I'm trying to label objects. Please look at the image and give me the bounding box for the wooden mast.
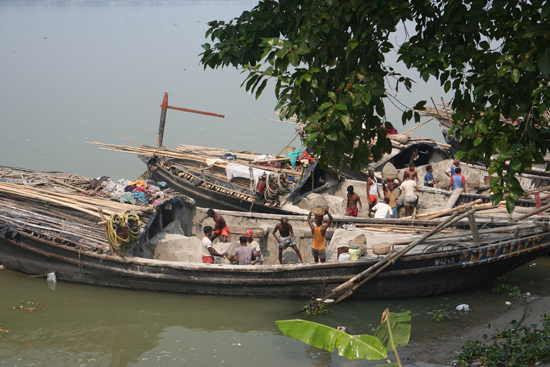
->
[157,92,226,148]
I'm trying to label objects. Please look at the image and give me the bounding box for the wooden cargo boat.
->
[88,139,338,214]
[1,165,549,300]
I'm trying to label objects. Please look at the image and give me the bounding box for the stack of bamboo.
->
[87,138,304,178]
[0,180,156,253]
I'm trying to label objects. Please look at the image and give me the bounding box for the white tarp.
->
[226,163,269,181]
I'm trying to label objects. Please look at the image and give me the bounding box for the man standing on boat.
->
[201,226,227,264]
[383,179,400,218]
[245,229,263,265]
[228,236,256,265]
[345,185,362,216]
[399,172,423,217]
[308,208,333,263]
[199,208,230,243]
[404,164,419,184]
[423,165,440,187]
[450,167,467,193]
[273,217,303,264]
[366,170,379,210]
[445,160,461,178]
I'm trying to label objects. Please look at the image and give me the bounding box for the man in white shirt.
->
[366,170,379,210]
[370,197,393,218]
[399,172,423,216]
[244,229,264,265]
[201,226,227,264]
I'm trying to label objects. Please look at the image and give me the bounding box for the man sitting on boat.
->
[199,209,230,243]
[273,217,304,264]
[245,229,263,265]
[201,226,227,264]
[228,236,257,265]
[345,185,362,217]
[307,208,333,263]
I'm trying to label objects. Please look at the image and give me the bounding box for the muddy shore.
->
[399,296,550,366]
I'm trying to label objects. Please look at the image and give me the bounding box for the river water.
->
[1,1,549,366]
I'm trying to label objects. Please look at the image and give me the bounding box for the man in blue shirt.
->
[423,165,440,187]
[450,167,467,193]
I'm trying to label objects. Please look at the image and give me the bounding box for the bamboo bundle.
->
[87,139,305,178]
[0,181,153,219]
[401,199,484,220]
[0,196,110,251]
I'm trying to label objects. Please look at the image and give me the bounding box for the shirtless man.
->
[199,208,230,243]
[272,217,303,264]
[345,185,362,216]
[404,164,419,184]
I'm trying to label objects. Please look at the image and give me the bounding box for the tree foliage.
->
[200,0,550,210]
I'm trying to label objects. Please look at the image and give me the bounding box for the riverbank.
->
[401,295,550,366]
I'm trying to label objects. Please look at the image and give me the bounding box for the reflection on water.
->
[1,258,549,366]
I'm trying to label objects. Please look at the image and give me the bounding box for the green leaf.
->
[505,197,516,214]
[509,159,522,172]
[497,65,511,77]
[319,102,333,111]
[276,319,387,360]
[335,103,348,111]
[373,309,411,351]
[511,68,520,83]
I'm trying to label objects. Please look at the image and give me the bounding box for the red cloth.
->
[346,207,358,216]
[302,150,315,162]
[368,194,378,206]
[215,226,230,238]
[202,255,214,264]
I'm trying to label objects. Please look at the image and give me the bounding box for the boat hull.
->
[142,156,292,215]
[2,230,548,299]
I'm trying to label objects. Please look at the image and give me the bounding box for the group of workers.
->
[346,161,466,218]
[198,161,466,265]
[199,207,333,265]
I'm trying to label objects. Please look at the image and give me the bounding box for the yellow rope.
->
[107,211,143,253]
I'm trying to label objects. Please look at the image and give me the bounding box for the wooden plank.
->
[443,188,463,210]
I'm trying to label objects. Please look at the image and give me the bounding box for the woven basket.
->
[311,208,326,216]
[372,243,391,255]
[348,234,366,247]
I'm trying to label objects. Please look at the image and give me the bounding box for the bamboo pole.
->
[511,202,550,222]
[401,199,483,220]
[319,211,464,303]
[332,208,479,303]
[401,117,435,134]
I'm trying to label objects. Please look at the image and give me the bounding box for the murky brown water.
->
[2,257,549,366]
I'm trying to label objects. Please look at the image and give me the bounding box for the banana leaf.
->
[276,319,387,360]
[374,309,411,352]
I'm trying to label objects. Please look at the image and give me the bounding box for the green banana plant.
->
[374,309,412,366]
[275,308,410,366]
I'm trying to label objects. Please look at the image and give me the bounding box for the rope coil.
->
[107,211,143,253]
